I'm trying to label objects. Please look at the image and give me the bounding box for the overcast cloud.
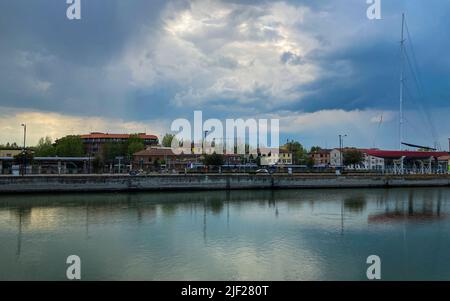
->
[0,0,449,149]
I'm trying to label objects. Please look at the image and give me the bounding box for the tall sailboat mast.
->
[399,13,405,150]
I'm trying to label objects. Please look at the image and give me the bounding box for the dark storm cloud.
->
[0,0,449,148]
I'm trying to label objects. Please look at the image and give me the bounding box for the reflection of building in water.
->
[369,192,446,223]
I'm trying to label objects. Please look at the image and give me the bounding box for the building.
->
[332,148,448,173]
[0,148,22,174]
[80,132,158,158]
[330,148,343,167]
[0,148,22,158]
[310,149,332,167]
[330,148,384,170]
[133,146,245,171]
[278,149,293,165]
[259,148,293,166]
[365,149,449,174]
[438,155,450,173]
[361,151,385,170]
[133,147,199,171]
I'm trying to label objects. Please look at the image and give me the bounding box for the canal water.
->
[0,187,449,280]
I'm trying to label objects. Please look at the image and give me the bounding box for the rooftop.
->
[80,132,158,140]
[363,149,449,159]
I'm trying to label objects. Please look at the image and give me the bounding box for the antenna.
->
[399,13,405,150]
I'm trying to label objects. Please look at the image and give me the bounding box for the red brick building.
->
[310,149,332,167]
[81,132,158,157]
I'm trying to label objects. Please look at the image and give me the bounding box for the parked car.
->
[256,168,269,174]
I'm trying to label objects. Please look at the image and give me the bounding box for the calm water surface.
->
[1,188,449,280]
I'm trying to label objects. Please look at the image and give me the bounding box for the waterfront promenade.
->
[1,173,449,193]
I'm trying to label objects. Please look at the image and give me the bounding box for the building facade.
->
[310,149,331,167]
[259,148,293,166]
[0,148,21,158]
[133,147,199,171]
[330,148,384,170]
[81,132,158,158]
[330,148,342,167]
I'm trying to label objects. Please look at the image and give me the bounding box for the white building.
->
[330,148,384,171]
[330,149,342,167]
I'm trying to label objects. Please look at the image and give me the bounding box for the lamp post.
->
[338,134,347,169]
[203,130,209,153]
[21,123,26,175]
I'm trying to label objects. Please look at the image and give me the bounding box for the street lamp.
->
[21,123,26,175]
[338,134,347,169]
[203,130,209,153]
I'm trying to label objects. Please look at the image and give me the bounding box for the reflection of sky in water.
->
[0,188,449,280]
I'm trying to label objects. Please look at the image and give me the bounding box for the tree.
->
[203,153,224,167]
[35,136,56,157]
[256,155,261,167]
[343,149,364,166]
[128,141,145,157]
[161,133,175,147]
[0,142,19,149]
[310,146,322,153]
[127,134,145,157]
[92,155,103,173]
[55,135,84,157]
[284,140,308,165]
[14,150,34,174]
[103,142,125,162]
[14,150,34,164]
[306,157,315,168]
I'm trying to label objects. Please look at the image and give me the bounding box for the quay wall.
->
[0,174,449,193]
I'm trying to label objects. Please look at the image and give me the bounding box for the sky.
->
[0,0,449,150]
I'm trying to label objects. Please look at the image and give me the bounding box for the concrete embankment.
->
[0,174,449,193]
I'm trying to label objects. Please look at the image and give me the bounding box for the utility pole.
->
[21,123,26,176]
[399,13,405,150]
[339,134,347,169]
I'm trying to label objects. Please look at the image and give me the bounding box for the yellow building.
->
[0,149,21,157]
[259,148,293,166]
[278,149,293,165]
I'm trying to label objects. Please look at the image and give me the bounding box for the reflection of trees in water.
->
[206,198,224,215]
[344,196,367,214]
[160,203,177,216]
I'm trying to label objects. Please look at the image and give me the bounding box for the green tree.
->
[103,142,125,162]
[161,133,175,147]
[127,134,145,157]
[14,150,34,175]
[343,149,364,166]
[128,141,145,157]
[55,135,84,157]
[203,153,224,167]
[310,146,322,153]
[306,156,315,168]
[35,136,56,157]
[0,142,19,149]
[92,155,103,173]
[256,155,261,166]
[284,140,308,165]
